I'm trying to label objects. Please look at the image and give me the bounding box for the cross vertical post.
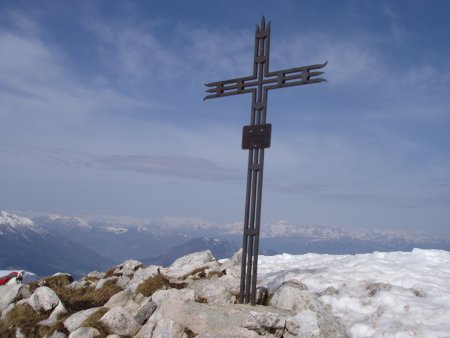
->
[204,17,326,305]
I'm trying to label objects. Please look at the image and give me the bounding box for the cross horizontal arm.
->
[264,62,327,90]
[203,62,327,100]
[203,75,256,101]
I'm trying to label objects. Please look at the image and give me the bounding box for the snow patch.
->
[258,249,450,337]
[99,226,128,235]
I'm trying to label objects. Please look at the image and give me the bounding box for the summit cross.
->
[204,16,327,305]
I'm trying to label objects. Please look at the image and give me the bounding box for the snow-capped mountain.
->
[4,210,450,278]
[32,214,188,262]
[30,212,450,257]
[0,211,45,235]
[0,212,113,278]
[204,220,450,254]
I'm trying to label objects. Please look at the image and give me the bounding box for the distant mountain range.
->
[2,210,450,277]
[0,212,113,278]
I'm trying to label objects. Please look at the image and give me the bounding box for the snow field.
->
[258,249,450,338]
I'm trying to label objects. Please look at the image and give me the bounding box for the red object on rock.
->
[0,271,21,285]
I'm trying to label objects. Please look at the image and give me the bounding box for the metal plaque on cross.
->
[204,16,327,305]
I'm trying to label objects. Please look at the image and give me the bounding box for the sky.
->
[0,0,449,235]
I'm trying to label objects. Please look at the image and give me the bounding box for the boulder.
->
[64,307,101,333]
[112,259,144,277]
[166,250,222,280]
[136,316,188,338]
[1,302,15,320]
[221,249,242,278]
[27,286,60,311]
[48,331,67,338]
[241,310,288,337]
[39,301,67,326]
[86,271,106,280]
[142,286,299,337]
[127,265,161,293]
[116,275,130,289]
[99,306,141,336]
[103,288,154,324]
[0,284,23,311]
[95,276,118,290]
[269,280,349,338]
[190,275,240,304]
[104,289,133,308]
[151,288,196,307]
[133,297,157,325]
[67,280,90,290]
[68,327,100,338]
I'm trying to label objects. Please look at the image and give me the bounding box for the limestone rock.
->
[39,301,67,326]
[190,275,240,304]
[145,286,299,337]
[166,250,221,279]
[151,288,196,307]
[113,259,144,277]
[27,286,60,311]
[1,302,15,320]
[68,327,100,338]
[48,332,67,338]
[136,316,188,338]
[67,280,90,290]
[99,306,141,336]
[95,276,118,290]
[127,265,161,293]
[103,288,154,324]
[133,297,157,325]
[0,284,23,311]
[104,289,133,308]
[241,310,288,337]
[116,275,130,289]
[221,249,242,278]
[64,307,101,333]
[270,280,349,338]
[86,271,105,280]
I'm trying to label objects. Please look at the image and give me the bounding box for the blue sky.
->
[1,0,449,235]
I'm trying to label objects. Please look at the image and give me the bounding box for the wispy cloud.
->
[1,144,242,183]
[94,154,241,182]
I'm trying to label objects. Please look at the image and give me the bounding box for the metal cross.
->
[204,16,326,305]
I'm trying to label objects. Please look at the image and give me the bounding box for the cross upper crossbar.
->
[203,16,326,305]
[204,17,326,102]
[204,62,326,100]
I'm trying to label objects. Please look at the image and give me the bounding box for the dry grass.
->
[38,314,70,338]
[44,274,74,288]
[184,327,197,337]
[28,277,122,313]
[182,267,207,280]
[27,274,73,295]
[136,275,171,297]
[182,267,224,280]
[0,303,50,337]
[81,307,109,338]
[0,274,123,337]
[56,280,122,313]
[195,296,208,304]
[104,266,118,278]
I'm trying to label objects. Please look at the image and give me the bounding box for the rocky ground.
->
[0,250,348,338]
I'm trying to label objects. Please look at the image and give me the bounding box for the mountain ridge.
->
[0,212,113,278]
